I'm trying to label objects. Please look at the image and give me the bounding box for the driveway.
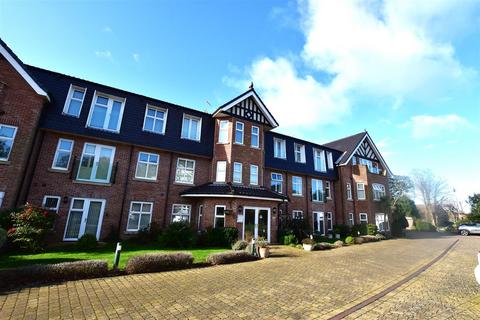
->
[0,233,479,319]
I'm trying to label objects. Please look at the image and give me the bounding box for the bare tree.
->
[412,169,452,227]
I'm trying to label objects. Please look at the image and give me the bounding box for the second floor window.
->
[218,120,229,143]
[250,165,258,185]
[143,105,167,134]
[216,161,227,182]
[271,173,283,193]
[251,126,259,148]
[346,183,353,200]
[87,93,125,132]
[373,183,386,200]
[274,138,286,159]
[314,149,326,172]
[357,183,366,200]
[181,114,201,141]
[294,143,305,163]
[77,143,115,183]
[312,179,323,202]
[63,85,86,117]
[0,124,17,161]
[325,181,331,199]
[52,138,74,170]
[292,176,302,196]
[233,162,242,183]
[235,122,244,144]
[135,152,159,180]
[175,158,195,184]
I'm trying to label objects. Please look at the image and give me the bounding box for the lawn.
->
[0,243,230,270]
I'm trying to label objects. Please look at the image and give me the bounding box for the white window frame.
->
[171,204,191,222]
[250,164,258,185]
[311,178,324,202]
[175,158,196,184]
[181,114,202,141]
[327,212,333,231]
[294,143,306,163]
[314,211,325,235]
[292,210,303,219]
[218,120,229,144]
[214,205,226,228]
[76,143,116,183]
[348,212,354,226]
[360,213,368,224]
[63,198,106,241]
[235,121,244,144]
[216,161,227,183]
[292,176,303,196]
[86,91,126,133]
[51,138,74,171]
[346,183,353,200]
[375,213,389,232]
[135,151,159,180]
[271,173,283,193]
[233,162,242,183]
[62,84,86,117]
[325,181,331,199]
[251,126,260,148]
[142,104,168,135]
[313,148,326,172]
[42,195,61,213]
[327,151,334,169]
[0,124,18,161]
[274,138,286,159]
[357,183,366,200]
[372,183,386,201]
[126,201,153,232]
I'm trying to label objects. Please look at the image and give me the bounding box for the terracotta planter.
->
[259,247,270,258]
[303,244,313,251]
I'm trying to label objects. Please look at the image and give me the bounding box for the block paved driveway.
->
[1,232,479,319]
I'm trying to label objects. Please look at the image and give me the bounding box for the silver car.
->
[458,223,480,236]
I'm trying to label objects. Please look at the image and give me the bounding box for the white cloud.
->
[409,114,469,139]
[132,53,140,62]
[95,50,113,61]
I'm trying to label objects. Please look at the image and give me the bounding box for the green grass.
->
[0,243,229,270]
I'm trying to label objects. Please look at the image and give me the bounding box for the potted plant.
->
[256,238,269,258]
[302,238,315,251]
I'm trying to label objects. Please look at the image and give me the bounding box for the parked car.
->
[458,223,480,236]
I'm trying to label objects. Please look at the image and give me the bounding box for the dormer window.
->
[87,92,125,132]
[143,105,167,134]
[181,114,201,141]
[63,85,86,117]
[313,148,326,172]
[294,143,305,163]
[327,151,334,169]
[274,138,286,159]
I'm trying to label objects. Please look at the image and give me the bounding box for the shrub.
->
[232,240,248,251]
[367,224,378,235]
[133,222,162,244]
[76,234,98,250]
[282,233,297,246]
[414,220,436,232]
[8,203,57,252]
[0,260,108,289]
[351,223,368,236]
[315,242,333,250]
[333,224,350,238]
[279,218,310,244]
[0,228,6,249]
[302,238,315,245]
[206,251,257,265]
[104,224,120,243]
[354,237,364,244]
[345,236,354,245]
[333,240,344,248]
[201,227,238,247]
[312,234,330,243]
[125,253,193,274]
[158,222,196,248]
[295,244,303,249]
[223,227,239,245]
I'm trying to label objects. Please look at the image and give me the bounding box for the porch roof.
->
[180,183,289,202]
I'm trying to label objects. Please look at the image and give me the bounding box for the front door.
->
[64,198,106,241]
[313,211,325,235]
[243,207,271,242]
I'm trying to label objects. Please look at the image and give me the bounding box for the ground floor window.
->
[64,198,106,240]
[43,196,61,213]
[313,212,325,235]
[348,212,354,226]
[292,210,303,219]
[214,205,226,228]
[375,213,389,232]
[172,204,191,222]
[359,213,368,223]
[0,191,5,208]
[127,201,153,232]
[327,212,333,231]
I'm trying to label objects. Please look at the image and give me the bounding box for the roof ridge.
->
[324,131,366,146]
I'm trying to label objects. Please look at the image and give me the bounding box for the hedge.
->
[125,253,194,274]
[206,251,257,265]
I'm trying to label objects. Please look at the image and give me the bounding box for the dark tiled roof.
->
[324,132,366,165]
[180,183,289,201]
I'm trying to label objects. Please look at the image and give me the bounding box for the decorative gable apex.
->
[355,139,378,161]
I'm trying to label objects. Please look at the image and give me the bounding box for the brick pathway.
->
[0,233,479,319]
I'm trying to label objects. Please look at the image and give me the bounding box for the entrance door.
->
[313,211,325,235]
[243,207,271,242]
[64,198,106,241]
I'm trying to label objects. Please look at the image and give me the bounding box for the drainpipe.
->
[18,129,45,206]
[117,144,134,236]
[162,152,174,228]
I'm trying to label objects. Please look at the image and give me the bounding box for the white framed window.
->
[314,148,326,172]
[43,196,61,213]
[52,138,74,170]
[327,151,334,169]
[292,176,303,196]
[327,212,333,231]
[175,158,195,184]
[235,121,244,144]
[313,212,325,235]
[214,205,226,228]
[143,105,167,134]
[77,143,116,183]
[127,201,153,232]
[292,210,303,219]
[0,191,4,208]
[250,165,258,185]
[172,204,191,222]
[63,85,86,117]
[233,162,242,183]
[294,143,305,163]
[311,179,324,202]
[373,183,386,201]
[348,213,354,226]
[360,213,368,224]
[181,114,202,141]
[357,183,366,200]
[375,213,389,232]
[271,173,282,193]
[346,183,353,200]
[274,138,286,159]
[251,126,259,148]
[218,120,229,143]
[135,152,159,180]
[216,161,227,182]
[0,124,17,161]
[325,181,331,199]
[86,91,125,132]
[64,198,106,241]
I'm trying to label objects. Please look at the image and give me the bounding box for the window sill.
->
[133,177,158,183]
[216,142,230,145]
[180,137,201,143]
[251,146,261,149]
[173,182,195,186]
[61,112,81,118]
[142,129,165,135]
[48,168,70,174]
[85,126,120,134]
[0,160,11,165]
[233,142,244,146]
[292,194,304,198]
[73,180,112,187]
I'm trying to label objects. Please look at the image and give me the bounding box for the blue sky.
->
[1,0,479,209]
